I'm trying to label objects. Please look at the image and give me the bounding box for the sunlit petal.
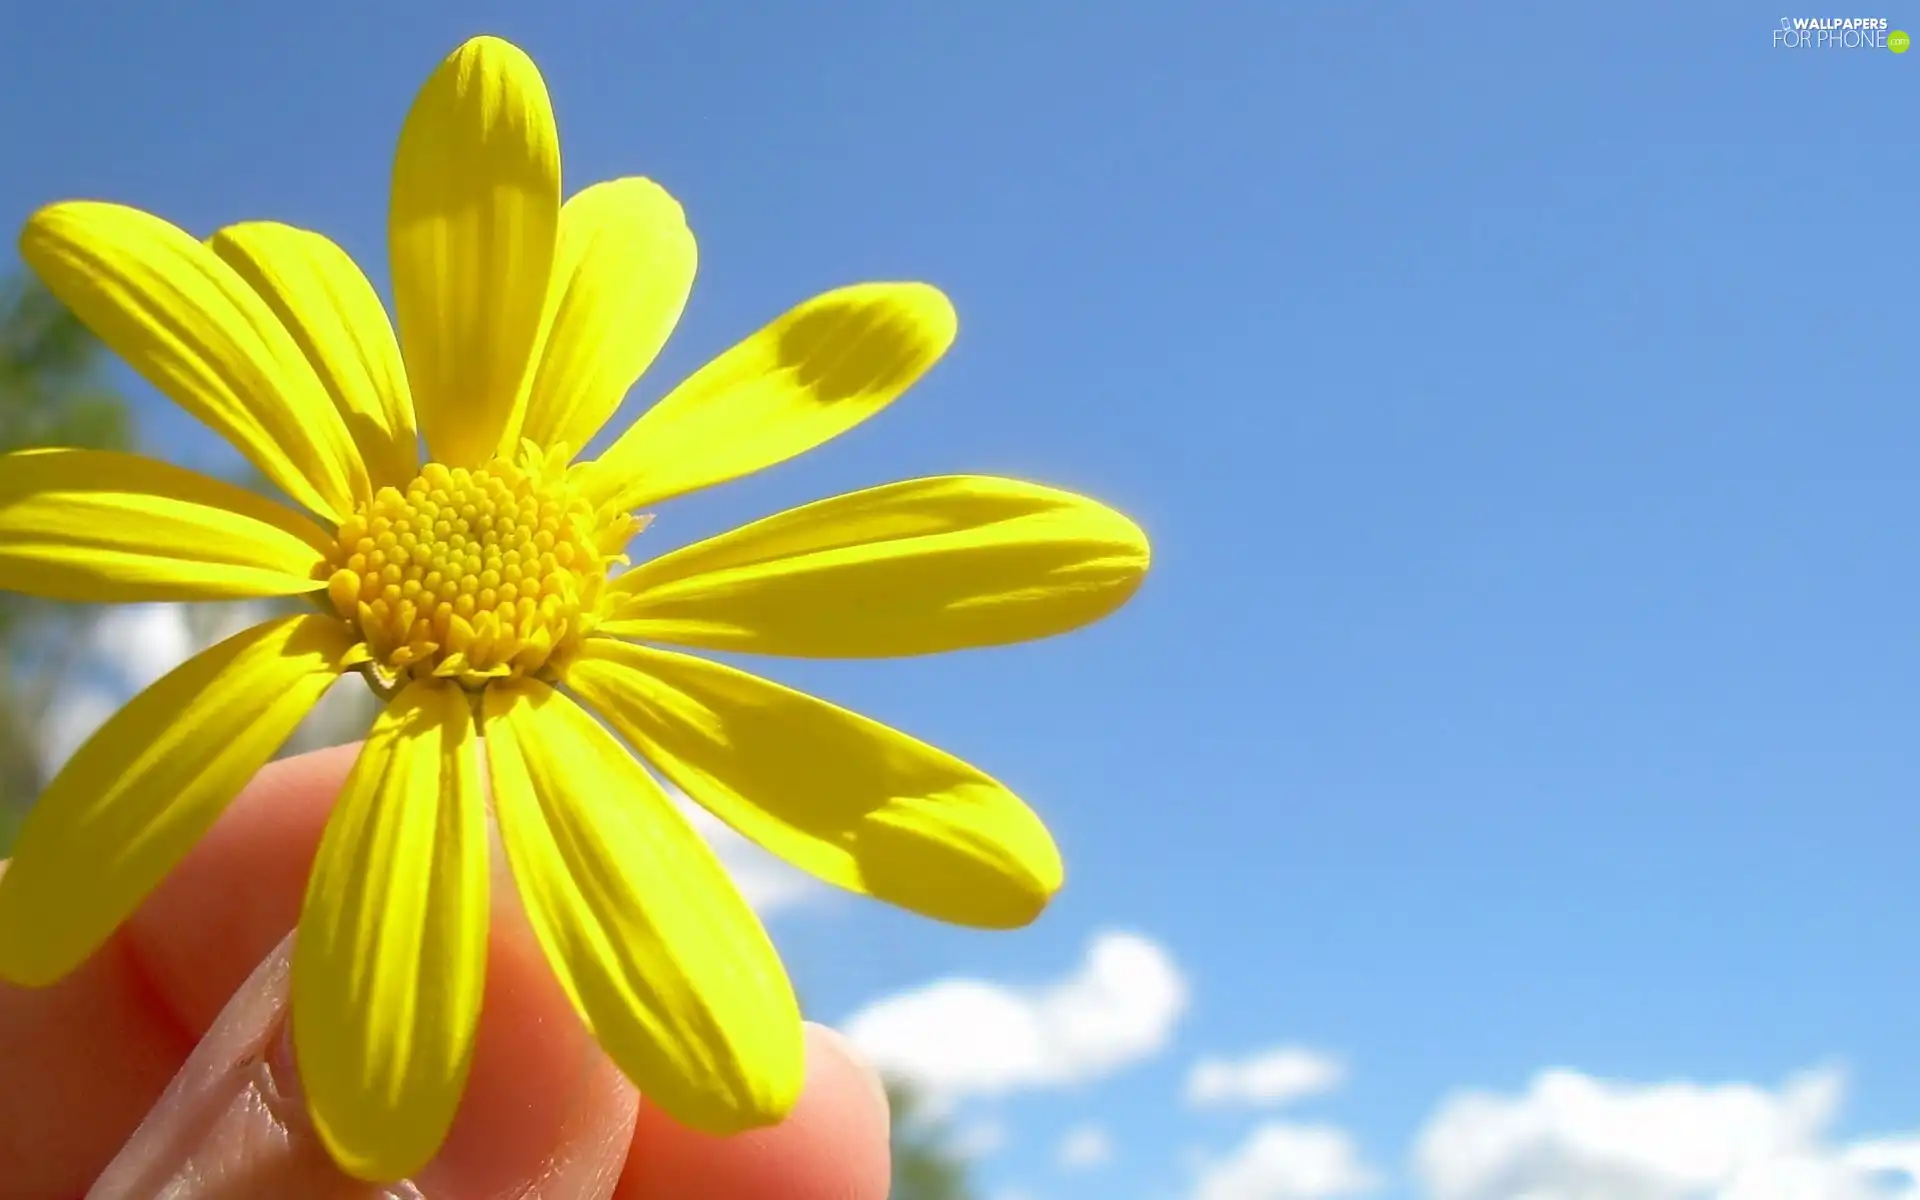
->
[0,448,330,601]
[293,680,487,1182]
[20,201,367,521]
[518,178,696,456]
[485,681,802,1133]
[210,222,419,490]
[581,282,954,511]
[0,615,352,985]
[564,640,1061,929]
[390,35,560,467]
[600,475,1149,656]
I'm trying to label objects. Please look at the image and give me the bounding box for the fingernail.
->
[813,1024,892,1132]
[264,1014,306,1111]
[87,936,360,1199]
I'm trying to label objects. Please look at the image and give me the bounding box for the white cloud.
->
[1188,1048,1347,1110]
[843,931,1188,1100]
[282,673,379,756]
[92,602,194,692]
[39,602,344,778]
[1192,1123,1380,1200]
[1058,1123,1114,1171]
[1849,1137,1920,1178]
[37,686,120,779]
[37,603,198,776]
[673,800,822,916]
[181,599,276,654]
[1414,1066,1920,1200]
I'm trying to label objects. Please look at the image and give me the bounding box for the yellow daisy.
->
[0,34,1149,1181]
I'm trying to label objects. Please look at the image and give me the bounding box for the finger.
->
[617,1024,892,1200]
[0,742,619,1197]
[91,933,640,1200]
[2,741,893,1200]
[0,743,359,1199]
[88,937,356,1200]
[122,751,626,1199]
[96,957,891,1200]
[0,912,197,1198]
[407,836,635,1199]
[124,742,364,1032]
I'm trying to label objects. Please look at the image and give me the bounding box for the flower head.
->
[324,441,640,686]
[0,35,1149,1181]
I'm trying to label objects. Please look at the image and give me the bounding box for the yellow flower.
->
[0,34,1149,1182]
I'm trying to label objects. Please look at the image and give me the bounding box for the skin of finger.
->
[0,744,360,1199]
[93,933,644,1200]
[127,745,624,1198]
[1,742,893,1198]
[88,935,364,1200]
[409,835,632,1199]
[122,743,364,1033]
[0,927,197,1198]
[616,1025,893,1200]
[0,743,615,1197]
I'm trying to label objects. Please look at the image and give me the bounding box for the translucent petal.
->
[485,681,802,1133]
[0,615,352,985]
[600,475,1150,656]
[518,178,696,456]
[564,641,1061,929]
[389,35,560,467]
[581,283,955,511]
[293,680,487,1181]
[0,448,330,601]
[20,201,367,522]
[210,222,419,491]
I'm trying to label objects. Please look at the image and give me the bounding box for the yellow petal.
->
[564,640,1061,929]
[294,680,487,1182]
[0,615,351,986]
[600,475,1150,657]
[0,448,331,601]
[580,282,956,512]
[20,201,368,522]
[390,35,560,468]
[209,222,419,491]
[517,178,697,457]
[484,681,802,1133]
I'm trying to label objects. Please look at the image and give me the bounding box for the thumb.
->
[88,932,640,1199]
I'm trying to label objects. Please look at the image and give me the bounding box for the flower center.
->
[325,444,639,689]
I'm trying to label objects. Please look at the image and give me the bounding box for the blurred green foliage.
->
[0,272,134,848]
[888,1078,977,1200]
[0,273,130,455]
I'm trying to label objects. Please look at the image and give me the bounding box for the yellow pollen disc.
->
[325,442,641,688]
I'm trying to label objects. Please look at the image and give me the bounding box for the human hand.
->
[0,743,892,1198]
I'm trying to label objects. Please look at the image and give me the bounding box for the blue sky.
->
[3,3,1916,1196]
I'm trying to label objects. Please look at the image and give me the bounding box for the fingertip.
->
[94,813,642,1199]
[0,742,368,1198]
[616,1022,892,1200]
[123,741,364,1034]
[811,1024,892,1133]
[0,942,193,1198]
[410,864,616,1198]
